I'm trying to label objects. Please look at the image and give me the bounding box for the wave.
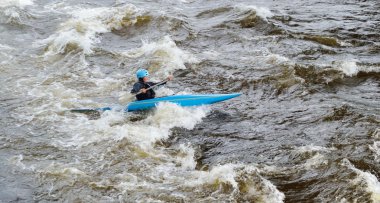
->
[235,4,274,20]
[121,35,198,78]
[205,58,379,97]
[187,164,285,202]
[0,0,34,24]
[12,73,285,202]
[292,61,380,86]
[298,34,343,47]
[334,61,380,77]
[370,140,380,162]
[341,159,380,202]
[37,4,149,55]
[195,4,274,29]
[12,100,285,202]
[0,0,33,8]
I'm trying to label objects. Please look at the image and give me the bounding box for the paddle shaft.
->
[134,79,169,96]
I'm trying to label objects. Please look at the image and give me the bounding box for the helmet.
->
[136,69,149,79]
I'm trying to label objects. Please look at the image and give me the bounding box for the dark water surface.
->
[1,0,379,202]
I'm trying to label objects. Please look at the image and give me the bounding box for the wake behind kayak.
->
[72,93,241,113]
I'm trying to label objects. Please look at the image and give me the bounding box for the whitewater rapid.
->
[1,0,379,202]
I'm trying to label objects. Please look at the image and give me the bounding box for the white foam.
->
[266,54,290,65]
[343,159,380,202]
[188,164,285,202]
[147,102,208,130]
[289,145,333,169]
[25,82,81,110]
[41,163,89,179]
[57,102,209,150]
[1,0,34,24]
[359,64,380,74]
[336,61,359,77]
[369,141,380,162]
[176,143,197,170]
[3,7,20,21]
[334,60,380,77]
[303,153,328,169]
[19,87,285,202]
[37,4,142,55]
[123,36,198,78]
[235,4,274,20]
[9,154,36,171]
[372,128,380,139]
[191,164,239,189]
[0,0,33,8]
[296,145,335,153]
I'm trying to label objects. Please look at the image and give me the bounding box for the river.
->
[0,0,379,202]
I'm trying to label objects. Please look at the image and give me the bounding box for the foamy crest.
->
[343,159,380,202]
[26,82,81,109]
[266,54,290,65]
[39,163,89,187]
[192,164,239,188]
[58,102,208,150]
[236,4,274,20]
[176,143,197,170]
[369,141,380,162]
[146,102,208,130]
[38,4,143,55]
[122,36,198,78]
[334,60,380,77]
[336,61,359,77]
[303,153,328,169]
[291,145,332,169]
[0,0,33,8]
[131,103,208,149]
[371,128,380,139]
[189,164,285,202]
[296,145,335,153]
[0,0,34,24]
[21,88,284,202]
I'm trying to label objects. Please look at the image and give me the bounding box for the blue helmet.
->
[136,69,149,79]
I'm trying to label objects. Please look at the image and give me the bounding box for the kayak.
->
[127,93,241,111]
[72,93,241,112]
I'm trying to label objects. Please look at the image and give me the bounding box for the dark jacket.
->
[131,79,167,101]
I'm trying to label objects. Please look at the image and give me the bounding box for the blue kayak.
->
[72,93,241,112]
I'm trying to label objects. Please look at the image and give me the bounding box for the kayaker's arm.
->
[131,75,174,97]
[131,82,144,94]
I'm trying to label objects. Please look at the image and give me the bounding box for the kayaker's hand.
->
[140,88,147,93]
[167,75,173,81]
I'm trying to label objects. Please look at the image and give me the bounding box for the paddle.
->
[119,77,172,104]
[71,79,170,113]
[134,79,169,96]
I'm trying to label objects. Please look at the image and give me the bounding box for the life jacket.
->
[135,81,156,101]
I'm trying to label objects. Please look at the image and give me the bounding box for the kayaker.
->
[131,69,173,101]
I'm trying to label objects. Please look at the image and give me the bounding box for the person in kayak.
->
[131,69,173,101]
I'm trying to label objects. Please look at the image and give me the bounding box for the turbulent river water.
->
[1,0,379,202]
